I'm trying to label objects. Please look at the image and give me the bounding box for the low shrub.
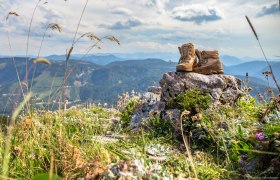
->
[175,89,212,113]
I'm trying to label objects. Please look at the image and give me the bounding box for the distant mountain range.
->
[0,55,279,114]
[45,54,124,65]
[224,61,280,85]
[2,53,279,66]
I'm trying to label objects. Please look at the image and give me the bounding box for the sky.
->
[0,0,279,59]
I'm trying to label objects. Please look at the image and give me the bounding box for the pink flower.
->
[256,132,265,141]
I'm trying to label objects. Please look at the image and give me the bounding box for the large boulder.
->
[160,72,242,105]
[130,72,243,129]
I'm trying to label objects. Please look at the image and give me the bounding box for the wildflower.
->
[262,71,272,79]
[256,132,265,141]
[241,154,248,160]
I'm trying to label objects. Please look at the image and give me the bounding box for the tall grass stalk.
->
[180,110,198,179]
[5,12,29,115]
[59,0,89,112]
[25,0,41,92]
[245,16,280,92]
[23,0,42,117]
[2,93,31,179]
[72,0,89,46]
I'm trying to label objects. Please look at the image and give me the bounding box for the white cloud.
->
[143,0,170,14]
[100,18,142,30]
[111,7,133,16]
[172,4,224,24]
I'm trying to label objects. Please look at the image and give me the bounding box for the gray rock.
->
[130,73,242,130]
[161,109,181,134]
[147,86,162,95]
[160,72,242,105]
[130,91,165,128]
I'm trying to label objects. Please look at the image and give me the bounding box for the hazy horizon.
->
[0,52,279,62]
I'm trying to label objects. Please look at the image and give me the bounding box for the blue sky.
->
[0,0,279,59]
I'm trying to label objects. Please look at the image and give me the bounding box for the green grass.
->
[1,93,279,179]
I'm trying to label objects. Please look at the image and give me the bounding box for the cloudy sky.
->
[0,0,279,59]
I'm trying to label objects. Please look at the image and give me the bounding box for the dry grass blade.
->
[107,35,120,45]
[48,23,62,32]
[245,16,258,40]
[180,110,198,179]
[32,57,51,65]
[72,0,89,45]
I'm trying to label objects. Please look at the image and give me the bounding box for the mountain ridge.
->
[0,57,278,114]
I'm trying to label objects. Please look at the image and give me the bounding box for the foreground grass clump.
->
[0,106,120,179]
[178,93,280,178]
[0,93,279,179]
[120,98,139,128]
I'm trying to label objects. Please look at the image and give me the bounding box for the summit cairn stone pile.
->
[129,43,243,129]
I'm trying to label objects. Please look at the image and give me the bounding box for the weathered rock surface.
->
[161,109,181,134]
[130,72,243,129]
[147,86,162,94]
[130,92,165,128]
[160,72,242,105]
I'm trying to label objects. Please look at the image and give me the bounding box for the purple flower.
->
[256,132,265,141]
[241,154,248,160]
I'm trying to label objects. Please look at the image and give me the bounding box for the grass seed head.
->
[6,12,19,20]
[32,57,51,65]
[48,23,62,32]
[107,35,120,45]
